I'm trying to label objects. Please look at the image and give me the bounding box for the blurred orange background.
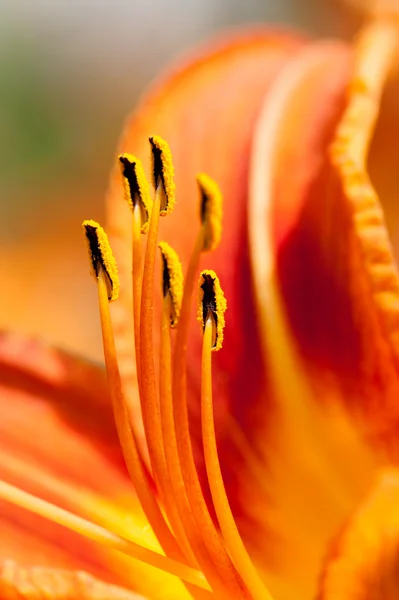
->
[0,0,344,361]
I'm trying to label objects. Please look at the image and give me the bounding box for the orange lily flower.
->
[2,2,399,599]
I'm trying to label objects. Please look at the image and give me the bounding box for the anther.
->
[197,174,223,252]
[159,242,183,327]
[149,135,176,214]
[198,270,226,351]
[83,220,120,301]
[119,154,152,233]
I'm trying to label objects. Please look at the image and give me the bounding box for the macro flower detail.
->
[2,1,399,599]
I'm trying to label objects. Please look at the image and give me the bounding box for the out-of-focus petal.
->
[317,469,399,600]
[0,332,190,600]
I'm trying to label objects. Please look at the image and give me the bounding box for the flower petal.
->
[0,331,190,599]
[318,469,399,600]
[252,19,399,451]
[248,40,387,599]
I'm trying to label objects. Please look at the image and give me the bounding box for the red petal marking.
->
[318,469,399,600]
[0,561,146,599]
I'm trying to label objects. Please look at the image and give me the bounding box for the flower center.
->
[0,137,272,600]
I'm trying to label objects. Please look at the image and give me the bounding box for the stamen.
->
[197,270,226,351]
[83,222,182,562]
[118,154,152,390]
[197,174,223,252]
[199,272,274,600]
[0,480,210,591]
[159,249,232,597]
[83,220,120,301]
[172,184,248,597]
[139,138,194,569]
[119,154,152,233]
[149,135,176,215]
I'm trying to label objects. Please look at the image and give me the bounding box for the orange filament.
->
[0,480,210,591]
[201,314,273,600]
[160,294,232,599]
[132,201,143,388]
[139,185,191,563]
[97,268,181,560]
[172,230,249,598]
[159,294,200,567]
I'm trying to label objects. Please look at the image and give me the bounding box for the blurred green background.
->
[0,0,342,360]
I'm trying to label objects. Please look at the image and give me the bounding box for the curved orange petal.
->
[247,15,399,600]
[0,332,190,600]
[252,18,399,450]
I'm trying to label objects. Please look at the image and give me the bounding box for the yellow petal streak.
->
[319,469,399,600]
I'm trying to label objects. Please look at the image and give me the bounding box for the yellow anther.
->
[158,242,184,327]
[197,174,223,252]
[83,219,120,301]
[197,270,227,351]
[149,135,176,215]
[118,153,152,233]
